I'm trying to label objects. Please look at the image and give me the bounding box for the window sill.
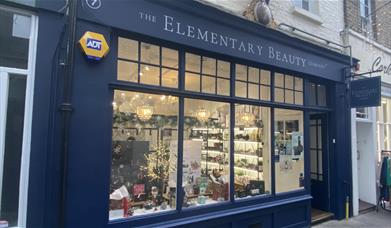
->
[291,6,323,25]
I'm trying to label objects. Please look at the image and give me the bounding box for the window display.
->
[234,105,271,198]
[183,99,230,207]
[109,91,178,219]
[274,109,304,193]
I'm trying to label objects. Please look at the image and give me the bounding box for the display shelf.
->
[234,140,261,144]
[234,166,260,173]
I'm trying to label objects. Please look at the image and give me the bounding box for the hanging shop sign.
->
[350,76,381,108]
[78,31,109,60]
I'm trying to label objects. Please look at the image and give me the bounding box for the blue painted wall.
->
[2,0,353,227]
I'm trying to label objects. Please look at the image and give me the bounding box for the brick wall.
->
[373,0,391,49]
[197,0,345,47]
[344,0,391,49]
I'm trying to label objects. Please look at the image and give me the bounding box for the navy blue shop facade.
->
[21,0,353,227]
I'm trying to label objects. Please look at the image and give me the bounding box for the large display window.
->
[183,99,230,207]
[109,36,313,221]
[110,91,178,219]
[234,104,271,198]
[274,109,304,193]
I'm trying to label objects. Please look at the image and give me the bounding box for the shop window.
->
[274,73,303,105]
[274,109,304,193]
[109,91,178,219]
[234,105,271,199]
[185,53,230,96]
[117,37,179,88]
[307,82,327,106]
[183,99,230,207]
[235,64,271,101]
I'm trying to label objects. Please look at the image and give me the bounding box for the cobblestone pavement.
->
[314,209,391,228]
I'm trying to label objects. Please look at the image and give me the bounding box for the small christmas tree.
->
[141,143,176,195]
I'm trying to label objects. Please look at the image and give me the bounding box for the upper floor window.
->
[359,0,371,30]
[292,0,319,15]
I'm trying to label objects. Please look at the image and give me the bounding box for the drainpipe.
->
[59,0,78,227]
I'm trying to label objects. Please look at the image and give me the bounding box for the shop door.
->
[0,72,27,226]
[310,114,329,211]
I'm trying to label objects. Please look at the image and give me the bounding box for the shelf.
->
[234,140,262,144]
[235,153,263,160]
[234,166,260,173]
[201,161,225,166]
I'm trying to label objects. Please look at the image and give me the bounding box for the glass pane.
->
[308,82,316,105]
[248,83,259,100]
[183,99,230,208]
[217,78,230,96]
[140,42,159,65]
[202,76,216,94]
[248,67,259,83]
[275,73,284,88]
[234,105,271,199]
[186,53,201,73]
[110,91,178,219]
[285,75,294,89]
[202,57,216,75]
[162,48,178,69]
[310,149,317,174]
[274,88,284,103]
[118,37,138,61]
[318,84,327,106]
[295,77,303,91]
[1,74,26,226]
[162,68,178,88]
[117,60,138,82]
[285,90,294,104]
[260,70,271,85]
[140,64,159,86]
[295,91,303,105]
[260,86,270,101]
[236,64,247,81]
[185,73,200,92]
[0,10,30,69]
[217,60,230,78]
[275,109,304,193]
[235,81,247,98]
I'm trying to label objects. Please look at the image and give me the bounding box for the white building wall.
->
[198,0,345,46]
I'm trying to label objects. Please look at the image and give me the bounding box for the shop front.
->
[22,0,353,227]
[347,30,391,215]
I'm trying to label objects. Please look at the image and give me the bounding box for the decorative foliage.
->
[140,143,176,189]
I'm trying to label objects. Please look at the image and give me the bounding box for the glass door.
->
[0,72,27,227]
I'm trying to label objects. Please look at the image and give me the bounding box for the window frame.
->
[109,33,332,223]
